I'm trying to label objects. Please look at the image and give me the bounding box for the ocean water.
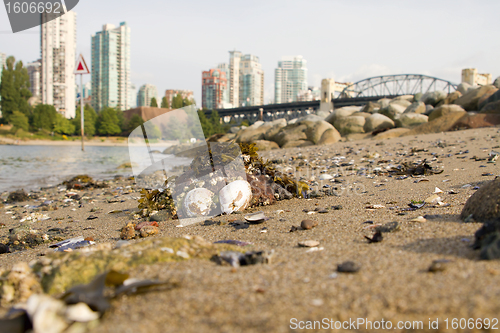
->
[0,145,190,193]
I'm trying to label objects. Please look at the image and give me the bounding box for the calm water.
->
[0,145,189,193]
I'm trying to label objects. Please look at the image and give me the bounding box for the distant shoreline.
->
[0,137,177,147]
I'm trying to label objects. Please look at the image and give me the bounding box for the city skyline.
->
[1,0,500,108]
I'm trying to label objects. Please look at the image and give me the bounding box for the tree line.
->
[0,55,229,139]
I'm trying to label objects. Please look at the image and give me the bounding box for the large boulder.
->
[282,140,314,148]
[454,84,497,111]
[392,95,414,103]
[461,178,500,222]
[317,128,341,145]
[457,82,471,95]
[480,101,500,114]
[419,90,447,106]
[494,76,500,89]
[428,104,466,121]
[271,123,308,147]
[377,98,391,108]
[424,105,434,115]
[373,128,410,139]
[351,112,372,119]
[325,106,361,125]
[451,113,500,130]
[404,101,426,114]
[403,110,467,136]
[479,90,500,112]
[379,103,406,120]
[235,123,273,143]
[303,120,336,144]
[395,113,428,128]
[360,102,380,113]
[316,110,330,119]
[334,116,365,136]
[263,119,288,140]
[363,113,395,133]
[254,140,280,151]
[296,114,325,123]
[477,88,499,110]
[389,99,412,108]
[443,91,462,105]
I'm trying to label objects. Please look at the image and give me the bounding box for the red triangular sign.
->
[74,54,90,74]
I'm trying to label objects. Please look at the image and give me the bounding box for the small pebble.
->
[140,225,159,238]
[120,223,136,240]
[428,259,451,272]
[298,240,320,247]
[300,219,318,230]
[337,261,360,273]
[410,216,427,223]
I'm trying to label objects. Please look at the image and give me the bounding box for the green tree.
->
[32,104,57,131]
[96,107,121,136]
[160,96,169,108]
[209,109,223,135]
[124,114,144,134]
[9,110,29,132]
[171,94,184,109]
[115,109,125,132]
[182,97,194,107]
[53,113,75,135]
[74,104,97,136]
[144,122,161,139]
[197,110,213,138]
[0,56,32,121]
[150,97,158,107]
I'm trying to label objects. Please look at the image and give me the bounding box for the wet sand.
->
[1,127,500,332]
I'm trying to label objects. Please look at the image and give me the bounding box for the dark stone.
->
[365,231,383,243]
[461,178,500,222]
[337,261,360,273]
[7,190,29,203]
[374,221,400,233]
[300,219,318,230]
[0,243,10,254]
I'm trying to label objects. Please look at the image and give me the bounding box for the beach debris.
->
[0,244,10,254]
[50,237,95,252]
[0,262,42,307]
[298,240,320,247]
[139,226,159,238]
[8,225,48,249]
[6,190,29,203]
[433,187,443,194]
[120,223,136,240]
[214,240,252,246]
[374,221,400,233]
[305,247,324,253]
[184,188,215,217]
[448,190,458,194]
[300,219,318,230]
[488,151,499,163]
[389,159,443,176]
[337,261,360,273]
[229,221,249,230]
[213,250,274,267]
[244,211,269,224]
[364,231,383,243]
[410,216,427,223]
[135,221,159,230]
[366,204,385,209]
[219,180,252,214]
[86,215,98,220]
[428,259,451,272]
[62,175,108,190]
[424,194,441,204]
[19,212,50,223]
[408,201,425,209]
[331,205,343,210]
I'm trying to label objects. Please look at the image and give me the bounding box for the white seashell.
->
[319,174,333,180]
[65,302,100,322]
[219,180,252,214]
[410,216,427,223]
[433,187,443,194]
[244,211,269,223]
[184,188,214,217]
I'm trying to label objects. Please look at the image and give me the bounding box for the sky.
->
[1,0,499,106]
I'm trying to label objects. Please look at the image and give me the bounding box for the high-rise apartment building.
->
[202,68,228,110]
[221,51,264,108]
[129,83,136,108]
[0,52,6,113]
[239,54,264,106]
[41,11,77,118]
[91,22,131,111]
[275,56,307,104]
[164,89,194,108]
[137,84,158,107]
[26,60,41,98]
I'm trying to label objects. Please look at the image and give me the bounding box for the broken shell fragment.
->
[410,216,427,223]
[244,211,269,224]
[184,188,215,217]
[219,180,252,215]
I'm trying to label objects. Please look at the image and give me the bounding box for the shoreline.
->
[0,137,177,147]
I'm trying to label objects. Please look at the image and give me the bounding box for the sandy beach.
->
[1,127,499,333]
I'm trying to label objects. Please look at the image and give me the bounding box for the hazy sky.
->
[1,0,499,105]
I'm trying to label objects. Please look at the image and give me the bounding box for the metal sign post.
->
[74,54,90,151]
